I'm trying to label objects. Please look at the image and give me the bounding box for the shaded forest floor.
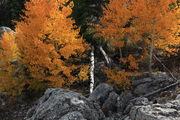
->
[0,98,34,120]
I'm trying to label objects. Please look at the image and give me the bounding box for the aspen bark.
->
[90,46,95,94]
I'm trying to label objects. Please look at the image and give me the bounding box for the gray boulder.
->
[26,88,105,120]
[102,92,119,116]
[0,26,15,39]
[117,92,133,114]
[129,98,180,120]
[130,97,150,106]
[89,83,136,120]
[59,111,86,120]
[103,113,123,120]
[176,94,180,100]
[89,84,134,117]
[132,72,175,96]
[89,83,121,117]
[122,97,150,118]
[89,83,114,106]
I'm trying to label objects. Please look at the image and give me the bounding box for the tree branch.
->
[153,54,177,80]
[99,46,111,66]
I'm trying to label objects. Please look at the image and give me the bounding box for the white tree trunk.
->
[99,46,111,65]
[90,46,95,94]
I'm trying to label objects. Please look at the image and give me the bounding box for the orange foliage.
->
[77,65,90,82]
[0,32,22,96]
[165,3,180,54]
[15,0,87,91]
[0,32,18,62]
[95,0,178,86]
[103,67,131,90]
[130,0,179,53]
[120,54,144,70]
[95,0,138,45]
[96,0,178,49]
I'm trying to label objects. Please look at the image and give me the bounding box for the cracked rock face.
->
[25,82,180,120]
[129,98,180,120]
[89,83,134,118]
[26,88,105,120]
[59,111,86,120]
[88,83,121,116]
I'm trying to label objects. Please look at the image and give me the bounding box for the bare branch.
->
[153,54,177,80]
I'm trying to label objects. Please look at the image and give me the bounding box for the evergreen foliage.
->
[71,0,107,45]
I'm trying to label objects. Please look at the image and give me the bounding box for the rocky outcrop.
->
[89,83,133,117]
[26,88,105,120]
[89,83,114,106]
[101,91,119,115]
[25,72,180,120]
[59,111,85,120]
[132,72,175,96]
[117,92,133,114]
[129,96,180,120]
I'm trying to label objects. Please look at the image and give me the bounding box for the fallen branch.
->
[129,80,180,103]
[140,54,178,98]
[143,80,180,98]
[153,54,177,80]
